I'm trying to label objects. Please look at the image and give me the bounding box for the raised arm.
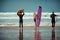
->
[55,14,58,17]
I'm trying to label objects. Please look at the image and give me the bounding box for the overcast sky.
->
[0,0,60,12]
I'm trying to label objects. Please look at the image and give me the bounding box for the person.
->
[33,12,37,31]
[33,13,37,26]
[33,12,39,31]
[17,9,25,28]
[50,12,57,29]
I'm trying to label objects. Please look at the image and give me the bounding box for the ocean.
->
[0,12,60,26]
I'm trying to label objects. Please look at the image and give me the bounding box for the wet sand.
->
[0,26,60,40]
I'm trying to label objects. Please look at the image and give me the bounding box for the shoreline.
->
[0,24,60,27]
[0,25,60,28]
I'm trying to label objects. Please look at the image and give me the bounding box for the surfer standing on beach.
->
[33,12,40,31]
[33,6,42,31]
[50,12,57,29]
[17,9,25,28]
[33,13,37,26]
[33,12,37,31]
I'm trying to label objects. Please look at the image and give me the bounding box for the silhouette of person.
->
[50,12,57,29]
[17,9,25,28]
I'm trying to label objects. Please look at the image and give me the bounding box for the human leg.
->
[52,23,55,30]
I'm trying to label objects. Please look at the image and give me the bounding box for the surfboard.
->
[17,9,23,16]
[36,6,42,27]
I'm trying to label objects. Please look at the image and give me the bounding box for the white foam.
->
[0,12,60,19]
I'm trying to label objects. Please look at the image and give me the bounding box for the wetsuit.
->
[17,13,24,27]
[50,13,56,27]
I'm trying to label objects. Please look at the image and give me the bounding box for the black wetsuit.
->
[17,12,24,27]
[19,14,24,24]
[50,13,56,27]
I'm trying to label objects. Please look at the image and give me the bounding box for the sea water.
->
[0,12,60,26]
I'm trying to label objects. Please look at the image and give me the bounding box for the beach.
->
[0,0,60,40]
[0,12,60,40]
[0,26,60,40]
